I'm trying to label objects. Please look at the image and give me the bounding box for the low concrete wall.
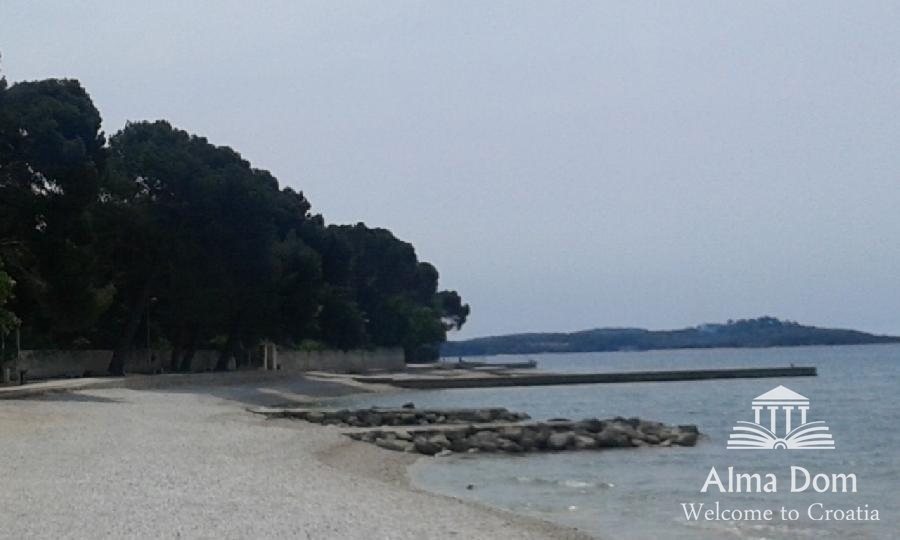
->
[15,346,404,379]
[16,349,224,379]
[276,347,404,373]
[17,350,112,379]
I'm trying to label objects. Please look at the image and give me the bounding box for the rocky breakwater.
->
[257,404,530,428]
[348,417,700,455]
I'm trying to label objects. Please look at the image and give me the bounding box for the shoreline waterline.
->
[0,373,592,539]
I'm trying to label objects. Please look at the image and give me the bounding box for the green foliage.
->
[0,77,111,344]
[0,261,18,335]
[0,70,468,367]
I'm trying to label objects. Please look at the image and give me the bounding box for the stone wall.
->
[14,346,404,379]
[275,347,404,373]
[15,349,220,379]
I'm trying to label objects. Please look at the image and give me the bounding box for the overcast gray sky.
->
[2,1,899,338]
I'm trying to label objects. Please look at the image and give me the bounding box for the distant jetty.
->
[358,366,816,389]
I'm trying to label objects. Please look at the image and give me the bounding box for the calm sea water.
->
[331,344,900,539]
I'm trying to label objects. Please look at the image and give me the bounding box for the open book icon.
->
[727,420,834,449]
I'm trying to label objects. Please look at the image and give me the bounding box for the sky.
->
[2,1,899,338]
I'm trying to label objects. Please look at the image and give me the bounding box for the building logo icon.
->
[727,385,835,450]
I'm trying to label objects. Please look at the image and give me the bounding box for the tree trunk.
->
[169,326,184,372]
[108,274,154,376]
[216,310,243,371]
[178,325,197,372]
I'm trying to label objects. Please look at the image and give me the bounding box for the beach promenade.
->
[0,374,589,540]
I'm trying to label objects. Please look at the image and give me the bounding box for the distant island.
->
[442,317,900,357]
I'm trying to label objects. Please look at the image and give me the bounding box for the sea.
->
[329,344,900,539]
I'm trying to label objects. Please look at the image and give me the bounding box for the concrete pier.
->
[358,366,816,389]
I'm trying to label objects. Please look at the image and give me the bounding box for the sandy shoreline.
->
[0,374,592,539]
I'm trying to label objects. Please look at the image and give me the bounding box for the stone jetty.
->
[347,417,700,455]
[357,366,817,389]
[253,405,530,427]
[252,405,699,455]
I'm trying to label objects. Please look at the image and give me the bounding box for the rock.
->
[428,434,451,449]
[638,420,663,435]
[435,449,454,457]
[594,429,631,448]
[519,432,537,451]
[402,402,415,409]
[547,432,573,451]
[469,430,501,452]
[678,425,699,434]
[659,439,673,447]
[607,422,639,439]
[445,429,467,441]
[476,441,498,452]
[450,438,471,452]
[306,411,325,423]
[548,418,571,423]
[413,436,441,455]
[471,430,500,444]
[362,413,383,426]
[497,438,524,453]
[394,430,413,441]
[573,434,598,450]
[534,428,552,448]
[375,438,413,452]
[498,427,524,443]
[574,419,605,433]
[630,438,648,447]
[644,434,661,445]
[674,431,699,447]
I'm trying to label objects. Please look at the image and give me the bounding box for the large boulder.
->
[375,438,413,452]
[547,432,573,451]
[361,413,383,426]
[413,436,441,455]
[450,438,472,453]
[573,434,598,450]
[428,433,451,449]
[498,427,524,443]
[497,438,524,453]
[574,419,605,433]
[594,429,631,448]
[674,430,699,447]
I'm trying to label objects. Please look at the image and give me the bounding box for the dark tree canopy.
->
[0,69,468,368]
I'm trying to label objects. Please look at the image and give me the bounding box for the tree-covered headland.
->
[0,64,469,373]
[443,317,899,357]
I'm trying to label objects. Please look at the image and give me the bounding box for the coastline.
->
[312,424,593,539]
[0,373,592,539]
